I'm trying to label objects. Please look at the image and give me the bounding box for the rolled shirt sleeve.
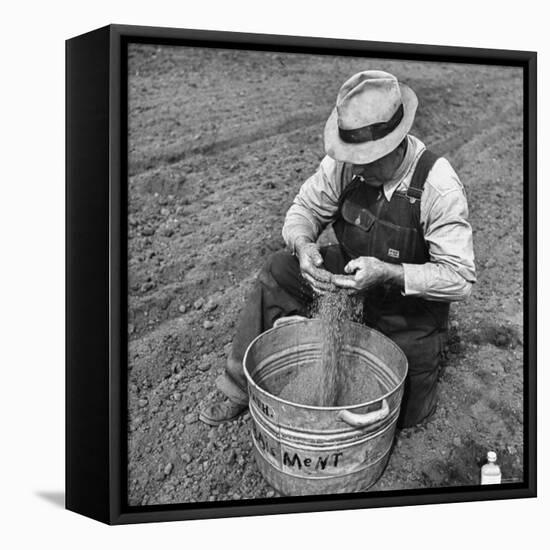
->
[282,156,345,252]
[402,158,477,301]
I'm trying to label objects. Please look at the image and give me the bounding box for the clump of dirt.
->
[277,291,380,407]
[469,323,522,348]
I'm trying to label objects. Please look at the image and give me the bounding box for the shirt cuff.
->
[401,263,426,297]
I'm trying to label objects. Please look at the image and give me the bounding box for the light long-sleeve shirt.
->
[282,135,476,302]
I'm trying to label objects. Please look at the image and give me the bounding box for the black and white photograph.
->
[126,42,527,505]
[6,0,549,545]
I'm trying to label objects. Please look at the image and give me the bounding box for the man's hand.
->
[295,239,334,294]
[331,256,404,293]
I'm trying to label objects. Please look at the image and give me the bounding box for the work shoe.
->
[199,392,247,426]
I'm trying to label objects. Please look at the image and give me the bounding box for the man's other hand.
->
[332,256,403,292]
[295,240,334,294]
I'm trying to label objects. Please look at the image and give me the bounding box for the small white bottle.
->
[481,451,502,485]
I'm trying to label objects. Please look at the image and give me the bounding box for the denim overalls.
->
[333,149,449,426]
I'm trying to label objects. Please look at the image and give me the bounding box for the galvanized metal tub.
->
[243,318,408,496]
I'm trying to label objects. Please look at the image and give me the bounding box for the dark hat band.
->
[338,104,404,144]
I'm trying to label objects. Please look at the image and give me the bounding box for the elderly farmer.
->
[200,70,476,428]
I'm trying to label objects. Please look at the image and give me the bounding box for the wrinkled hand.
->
[331,256,389,293]
[295,241,334,294]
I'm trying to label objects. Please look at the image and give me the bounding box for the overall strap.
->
[407,149,439,201]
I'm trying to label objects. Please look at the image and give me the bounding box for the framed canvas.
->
[66,24,536,524]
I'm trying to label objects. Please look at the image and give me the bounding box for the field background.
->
[127,44,524,505]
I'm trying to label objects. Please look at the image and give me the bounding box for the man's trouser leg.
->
[217,246,347,404]
[390,329,445,428]
[365,297,448,429]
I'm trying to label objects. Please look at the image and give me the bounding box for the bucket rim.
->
[242,318,408,412]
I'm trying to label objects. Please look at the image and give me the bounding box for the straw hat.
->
[324,70,418,164]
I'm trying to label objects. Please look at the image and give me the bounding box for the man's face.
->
[351,143,405,186]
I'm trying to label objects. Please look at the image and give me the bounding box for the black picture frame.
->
[66,23,537,525]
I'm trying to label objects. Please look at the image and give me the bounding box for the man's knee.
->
[263,250,300,288]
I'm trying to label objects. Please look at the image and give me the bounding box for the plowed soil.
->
[127,44,524,505]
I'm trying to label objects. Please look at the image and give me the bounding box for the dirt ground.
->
[126,44,524,505]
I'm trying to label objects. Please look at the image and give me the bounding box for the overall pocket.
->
[338,200,377,258]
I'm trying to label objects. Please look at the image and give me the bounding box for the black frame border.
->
[66,24,537,525]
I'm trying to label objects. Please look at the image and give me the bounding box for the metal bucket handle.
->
[337,399,390,427]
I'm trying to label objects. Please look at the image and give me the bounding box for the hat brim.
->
[324,83,418,165]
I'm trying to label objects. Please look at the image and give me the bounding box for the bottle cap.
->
[487,451,497,462]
